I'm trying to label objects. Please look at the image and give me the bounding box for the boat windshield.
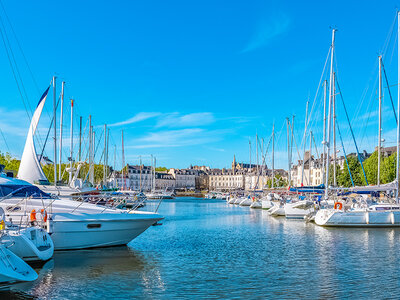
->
[0,184,50,198]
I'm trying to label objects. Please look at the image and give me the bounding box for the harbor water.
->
[4,197,400,299]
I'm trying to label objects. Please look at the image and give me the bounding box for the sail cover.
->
[17,87,50,184]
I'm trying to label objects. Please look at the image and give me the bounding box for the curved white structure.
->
[0,175,163,250]
[315,204,400,227]
[250,201,262,209]
[2,226,54,262]
[284,200,315,219]
[268,202,285,216]
[239,197,252,206]
[261,199,273,210]
[0,244,38,286]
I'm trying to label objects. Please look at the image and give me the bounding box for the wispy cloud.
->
[108,112,161,127]
[128,128,223,149]
[156,112,215,128]
[241,12,290,53]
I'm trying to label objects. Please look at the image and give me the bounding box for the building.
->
[169,168,196,190]
[155,172,175,190]
[208,169,246,191]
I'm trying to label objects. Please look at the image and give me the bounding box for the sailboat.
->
[315,16,400,227]
[12,84,163,249]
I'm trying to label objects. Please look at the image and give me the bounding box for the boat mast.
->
[68,99,74,184]
[325,29,336,200]
[333,72,337,187]
[309,130,312,185]
[140,156,142,192]
[103,124,107,186]
[396,11,400,203]
[88,115,93,184]
[272,123,275,189]
[322,80,327,184]
[286,118,291,186]
[121,130,125,190]
[59,81,65,181]
[301,100,309,186]
[106,128,109,187]
[378,55,382,186]
[79,116,82,162]
[53,76,57,186]
[256,133,259,175]
[249,139,252,172]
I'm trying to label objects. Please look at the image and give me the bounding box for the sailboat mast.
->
[69,99,74,184]
[103,124,107,186]
[322,80,327,184]
[121,130,125,190]
[378,55,382,186]
[309,130,312,185]
[396,12,400,203]
[53,76,57,186]
[79,116,82,162]
[333,72,337,187]
[325,29,336,199]
[286,118,291,185]
[272,123,275,189]
[59,81,64,181]
[301,100,309,186]
[88,115,93,184]
[249,139,252,171]
[256,133,259,175]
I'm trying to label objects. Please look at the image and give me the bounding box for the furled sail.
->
[17,87,50,184]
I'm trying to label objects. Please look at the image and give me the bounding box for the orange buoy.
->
[30,209,37,222]
[334,202,343,210]
[40,209,48,223]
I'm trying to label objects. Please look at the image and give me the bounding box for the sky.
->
[0,0,399,170]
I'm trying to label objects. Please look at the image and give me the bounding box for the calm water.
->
[3,198,400,299]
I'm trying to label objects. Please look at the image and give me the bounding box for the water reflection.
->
[3,198,400,299]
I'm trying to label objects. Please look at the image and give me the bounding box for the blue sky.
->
[0,0,399,170]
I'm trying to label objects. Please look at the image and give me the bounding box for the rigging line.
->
[311,132,319,160]
[336,120,354,187]
[0,0,40,94]
[381,11,397,58]
[0,18,31,122]
[336,78,369,185]
[381,59,398,124]
[0,128,10,153]
[289,118,302,162]
[0,13,32,113]
[38,89,62,164]
[304,46,332,137]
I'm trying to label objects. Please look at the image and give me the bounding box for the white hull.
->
[2,227,54,262]
[250,201,262,209]
[239,198,252,206]
[228,198,237,204]
[269,204,285,216]
[284,200,315,219]
[0,245,38,285]
[315,209,400,227]
[261,199,273,210]
[0,197,163,250]
[50,212,161,250]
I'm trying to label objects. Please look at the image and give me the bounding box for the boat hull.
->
[315,209,400,227]
[50,213,163,250]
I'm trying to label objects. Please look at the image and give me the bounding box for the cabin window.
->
[87,224,102,229]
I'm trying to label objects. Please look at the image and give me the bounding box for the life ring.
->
[40,209,48,223]
[334,202,343,210]
[30,209,37,222]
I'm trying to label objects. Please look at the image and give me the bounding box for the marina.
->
[0,1,400,298]
[2,198,400,299]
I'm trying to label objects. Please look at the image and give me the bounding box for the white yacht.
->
[1,225,54,262]
[11,86,163,250]
[0,175,163,250]
[284,199,315,219]
[315,203,400,227]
